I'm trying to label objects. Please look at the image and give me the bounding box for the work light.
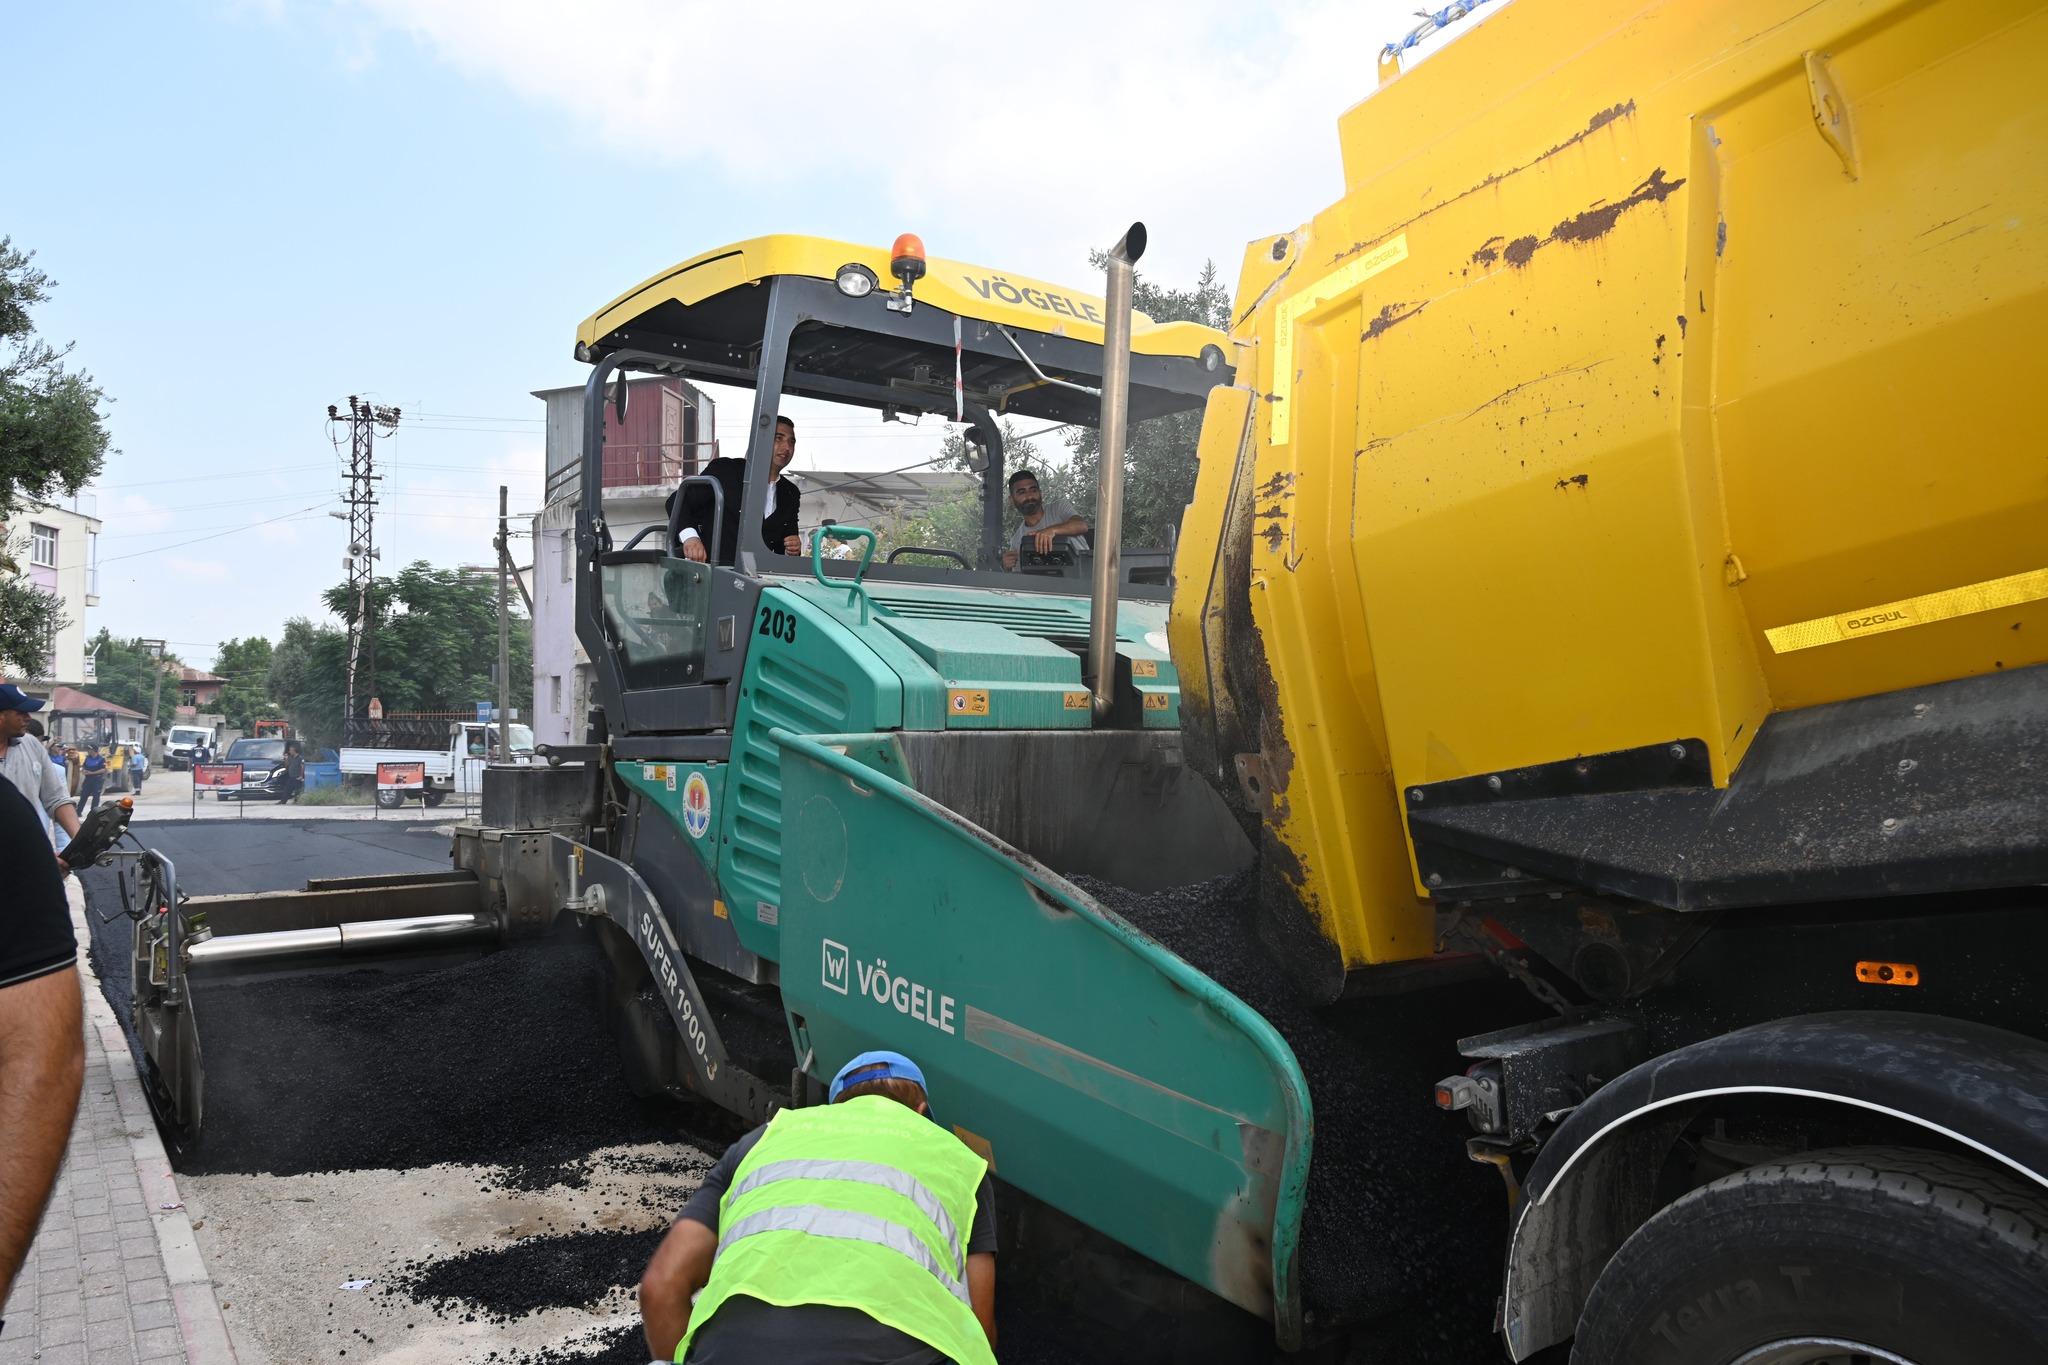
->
[835,263,878,298]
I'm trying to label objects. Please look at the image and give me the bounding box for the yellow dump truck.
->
[1172,0,2048,1357]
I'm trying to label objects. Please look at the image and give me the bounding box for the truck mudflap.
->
[771,729,1313,1348]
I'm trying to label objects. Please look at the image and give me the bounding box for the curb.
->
[66,879,240,1365]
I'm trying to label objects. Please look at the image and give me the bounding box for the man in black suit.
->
[671,415,803,564]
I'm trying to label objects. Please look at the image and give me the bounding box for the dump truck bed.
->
[1174,0,2048,990]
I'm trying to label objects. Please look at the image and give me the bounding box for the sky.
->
[2,0,1482,669]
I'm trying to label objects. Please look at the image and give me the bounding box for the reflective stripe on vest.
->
[680,1097,994,1365]
[717,1204,970,1306]
[725,1158,964,1270]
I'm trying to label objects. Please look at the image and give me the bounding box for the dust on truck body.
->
[1170,0,2048,1358]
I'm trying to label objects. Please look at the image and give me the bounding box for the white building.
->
[3,493,102,686]
[530,377,717,748]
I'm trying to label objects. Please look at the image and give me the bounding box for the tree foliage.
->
[0,239,111,517]
[211,636,276,730]
[0,239,112,676]
[269,562,533,750]
[1060,258,1231,547]
[267,617,348,751]
[0,572,63,679]
[79,630,180,716]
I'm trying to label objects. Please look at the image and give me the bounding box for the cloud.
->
[329,0,1482,283]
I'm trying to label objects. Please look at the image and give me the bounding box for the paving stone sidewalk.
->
[0,882,234,1365]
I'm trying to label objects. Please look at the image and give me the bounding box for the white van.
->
[163,724,218,771]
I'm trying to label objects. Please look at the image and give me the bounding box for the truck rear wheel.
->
[1572,1146,2048,1364]
[374,789,406,810]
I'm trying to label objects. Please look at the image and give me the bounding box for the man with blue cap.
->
[639,1049,997,1364]
[0,684,81,860]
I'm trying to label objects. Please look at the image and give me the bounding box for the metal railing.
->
[545,441,720,503]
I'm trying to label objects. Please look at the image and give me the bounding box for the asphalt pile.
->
[1075,869,1539,1363]
[393,1227,667,1321]
[176,935,688,1178]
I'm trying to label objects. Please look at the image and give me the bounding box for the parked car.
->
[212,737,289,801]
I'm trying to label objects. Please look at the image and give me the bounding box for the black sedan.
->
[212,737,289,800]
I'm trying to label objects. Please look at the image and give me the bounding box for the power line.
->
[96,503,334,564]
[106,462,334,489]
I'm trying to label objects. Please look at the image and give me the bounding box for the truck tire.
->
[423,788,447,808]
[375,789,406,810]
[1572,1146,2048,1364]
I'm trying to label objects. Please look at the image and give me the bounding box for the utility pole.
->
[141,639,166,764]
[328,397,400,726]
[496,485,511,765]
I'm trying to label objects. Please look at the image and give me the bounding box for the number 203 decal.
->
[758,607,798,644]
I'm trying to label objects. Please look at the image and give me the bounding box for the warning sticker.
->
[1131,659,1159,678]
[756,901,780,926]
[643,763,669,783]
[1142,693,1170,711]
[1063,691,1090,711]
[948,689,990,716]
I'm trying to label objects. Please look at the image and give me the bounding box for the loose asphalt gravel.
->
[80,819,1533,1363]
[1078,869,1550,1363]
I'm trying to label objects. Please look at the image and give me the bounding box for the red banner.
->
[193,763,243,790]
[376,761,426,791]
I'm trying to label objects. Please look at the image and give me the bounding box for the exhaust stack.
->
[1089,222,1146,720]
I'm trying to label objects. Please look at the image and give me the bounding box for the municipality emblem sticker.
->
[682,771,712,839]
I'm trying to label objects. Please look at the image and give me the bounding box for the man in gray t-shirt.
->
[0,686,78,866]
[1000,470,1089,571]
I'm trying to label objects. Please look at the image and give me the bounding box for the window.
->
[550,675,562,713]
[30,524,57,568]
[559,529,572,583]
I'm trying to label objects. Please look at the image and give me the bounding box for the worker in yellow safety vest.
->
[638,1050,998,1365]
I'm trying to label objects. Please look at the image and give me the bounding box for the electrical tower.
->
[328,396,400,723]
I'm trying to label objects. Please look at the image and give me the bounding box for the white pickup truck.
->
[338,721,537,809]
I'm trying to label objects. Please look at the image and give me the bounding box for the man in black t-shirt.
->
[0,778,85,1311]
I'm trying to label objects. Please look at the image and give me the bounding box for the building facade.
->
[530,376,716,748]
[171,666,226,715]
[3,494,101,686]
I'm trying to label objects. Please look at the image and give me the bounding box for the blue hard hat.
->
[830,1050,927,1103]
[0,684,46,713]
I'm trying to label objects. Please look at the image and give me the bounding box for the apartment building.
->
[4,493,102,686]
